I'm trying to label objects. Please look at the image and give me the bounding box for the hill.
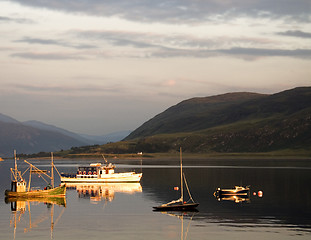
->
[125,92,266,139]
[121,87,311,153]
[13,87,311,158]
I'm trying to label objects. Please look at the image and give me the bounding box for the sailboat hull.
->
[153,203,199,211]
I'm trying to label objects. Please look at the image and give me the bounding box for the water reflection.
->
[1,159,311,239]
[215,195,251,203]
[213,185,252,203]
[142,165,311,233]
[66,183,142,202]
[156,211,198,240]
[5,197,66,239]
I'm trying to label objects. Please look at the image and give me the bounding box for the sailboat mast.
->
[180,147,183,203]
[51,152,54,188]
[14,150,17,180]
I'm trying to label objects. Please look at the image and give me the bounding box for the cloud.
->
[74,30,159,49]
[73,29,288,58]
[8,83,124,95]
[0,15,34,24]
[218,47,311,59]
[277,30,311,39]
[14,37,96,49]
[8,0,311,23]
[11,52,85,60]
[150,47,311,60]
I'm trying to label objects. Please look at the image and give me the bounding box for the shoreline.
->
[17,151,311,161]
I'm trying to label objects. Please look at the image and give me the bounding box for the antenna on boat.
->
[102,154,108,164]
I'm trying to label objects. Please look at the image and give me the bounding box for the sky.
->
[0,0,310,135]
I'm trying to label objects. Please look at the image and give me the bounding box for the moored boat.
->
[153,148,199,211]
[61,162,142,183]
[214,186,250,197]
[4,151,66,198]
[5,184,66,198]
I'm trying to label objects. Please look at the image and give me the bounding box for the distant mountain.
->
[123,87,311,153]
[0,120,87,157]
[23,120,130,145]
[23,120,90,144]
[79,130,131,144]
[0,114,132,157]
[0,113,20,124]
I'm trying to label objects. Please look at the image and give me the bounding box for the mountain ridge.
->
[0,115,130,157]
[125,87,311,141]
[120,87,311,153]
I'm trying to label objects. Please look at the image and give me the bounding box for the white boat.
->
[60,162,142,183]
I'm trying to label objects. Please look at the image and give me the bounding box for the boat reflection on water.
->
[213,186,251,203]
[214,195,251,203]
[159,211,198,240]
[5,196,66,239]
[66,183,142,202]
[5,196,66,210]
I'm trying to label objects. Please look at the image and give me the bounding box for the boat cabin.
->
[11,180,26,193]
[76,163,115,178]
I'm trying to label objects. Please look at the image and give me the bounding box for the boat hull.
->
[153,203,199,211]
[61,173,142,183]
[4,184,66,198]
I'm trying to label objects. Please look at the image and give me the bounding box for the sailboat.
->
[153,148,199,211]
[5,151,66,198]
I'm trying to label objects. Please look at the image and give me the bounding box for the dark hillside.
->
[125,87,311,141]
[119,87,311,153]
[125,92,266,139]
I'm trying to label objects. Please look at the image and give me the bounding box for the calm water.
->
[0,158,311,239]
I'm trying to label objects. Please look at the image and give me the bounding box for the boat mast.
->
[28,166,32,191]
[13,150,18,181]
[180,147,183,203]
[51,152,54,188]
[14,150,17,177]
